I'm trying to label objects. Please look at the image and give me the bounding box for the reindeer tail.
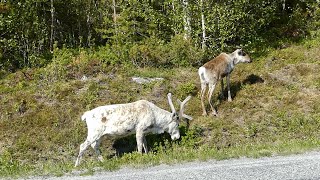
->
[81,111,90,121]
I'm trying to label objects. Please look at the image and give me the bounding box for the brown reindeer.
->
[198,49,251,116]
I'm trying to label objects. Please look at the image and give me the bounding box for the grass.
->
[0,34,320,178]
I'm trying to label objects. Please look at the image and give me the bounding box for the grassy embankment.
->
[0,34,320,178]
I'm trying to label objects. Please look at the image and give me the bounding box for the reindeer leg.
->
[142,136,148,153]
[226,74,232,102]
[75,140,90,167]
[136,131,144,153]
[200,82,208,116]
[208,83,217,116]
[220,78,225,100]
[91,137,104,162]
[75,130,103,167]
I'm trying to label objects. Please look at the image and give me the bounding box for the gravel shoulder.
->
[27,151,320,180]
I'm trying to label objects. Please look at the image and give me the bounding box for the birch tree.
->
[50,0,54,52]
[182,0,191,39]
[200,0,206,50]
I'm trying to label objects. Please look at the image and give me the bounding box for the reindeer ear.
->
[237,49,247,56]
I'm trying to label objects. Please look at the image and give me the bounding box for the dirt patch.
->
[268,63,320,114]
[268,63,320,90]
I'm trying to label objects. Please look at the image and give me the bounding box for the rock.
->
[131,77,164,84]
[81,75,88,81]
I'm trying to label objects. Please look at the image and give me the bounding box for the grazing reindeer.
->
[75,93,192,167]
[198,49,251,116]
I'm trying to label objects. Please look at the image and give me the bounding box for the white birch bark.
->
[50,0,54,52]
[200,0,206,49]
[182,0,191,39]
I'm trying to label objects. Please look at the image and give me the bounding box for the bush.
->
[94,45,121,66]
[129,35,205,68]
[129,37,167,67]
[167,35,204,67]
[0,150,26,177]
[43,46,118,82]
[43,48,76,82]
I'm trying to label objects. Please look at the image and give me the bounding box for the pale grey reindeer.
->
[198,49,251,116]
[75,93,192,167]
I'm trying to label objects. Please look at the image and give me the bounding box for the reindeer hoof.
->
[228,98,232,102]
[98,155,104,162]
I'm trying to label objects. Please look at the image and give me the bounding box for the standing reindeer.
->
[198,49,251,116]
[75,93,192,167]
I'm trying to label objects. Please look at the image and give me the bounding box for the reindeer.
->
[198,49,251,116]
[75,93,192,167]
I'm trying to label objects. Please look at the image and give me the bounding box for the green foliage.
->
[166,35,204,67]
[1,0,319,71]
[129,37,167,67]
[81,81,101,109]
[43,47,118,81]
[0,151,19,175]
[128,35,204,68]
[175,82,197,98]
[179,125,204,148]
[0,150,32,177]
[44,48,75,82]
[94,45,121,66]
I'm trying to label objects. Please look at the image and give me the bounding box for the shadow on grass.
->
[217,74,264,107]
[200,74,265,115]
[110,133,172,157]
[110,125,192,158]
[228,74,264,100]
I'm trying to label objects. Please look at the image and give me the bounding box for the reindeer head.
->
[167,93,193,140]
[233,49,251,64]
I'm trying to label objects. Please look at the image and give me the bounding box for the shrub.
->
[167,35,204,67]
[129,36,168,67]
[43,48,76,82]
[0,150,26,177]
[175,82,197,98]
[129,35,205,68]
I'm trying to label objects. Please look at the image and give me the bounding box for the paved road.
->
[32,151,320,180]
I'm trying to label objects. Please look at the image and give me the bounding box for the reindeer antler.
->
[177,95,193,120]
[167,93,176,113]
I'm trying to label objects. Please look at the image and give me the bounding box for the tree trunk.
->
[182,0,191,39]
[112,0,118,35]
[87,1,91,47]
[50,0,54,52]
[200,0,206,50]
[112,0,117,23]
